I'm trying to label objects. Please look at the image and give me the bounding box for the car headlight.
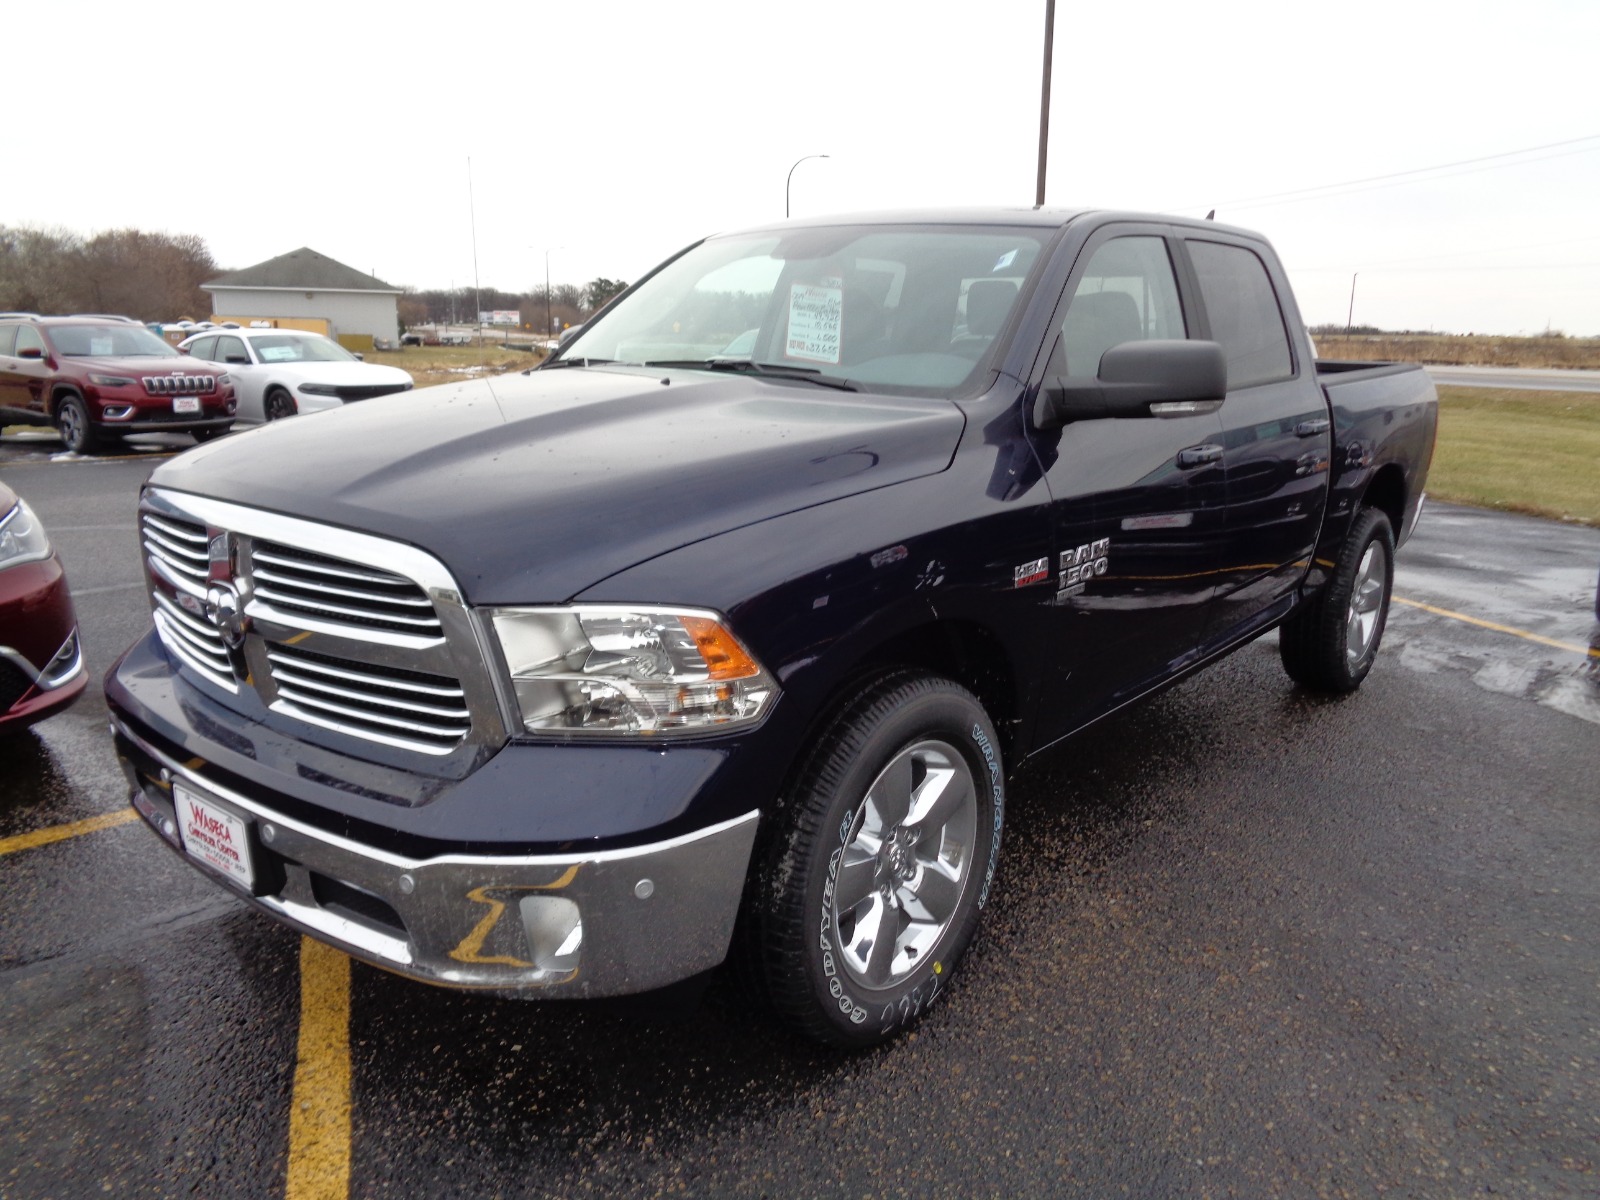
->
[297,384,339,396]
[0,500,52,570]
[488,606,777,736]
[88,372,135,387]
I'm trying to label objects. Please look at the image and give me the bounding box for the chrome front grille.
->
[251,541,442,637]
[143,373,217,396]
[142,512,210,594]
[265,643,470,749]
[138,488,502,759]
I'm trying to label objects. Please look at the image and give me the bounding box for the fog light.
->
[518,895,582,973]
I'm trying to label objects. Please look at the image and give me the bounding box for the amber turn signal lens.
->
[680,616,761,680]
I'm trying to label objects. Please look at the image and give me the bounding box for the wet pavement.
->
[2,449,1597,1199]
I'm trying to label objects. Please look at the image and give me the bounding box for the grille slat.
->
[252,541,442,637]
[152,599,235,692]
[265,643,471,747]
[264,648,466,700]
[143,373,217,396]
[253,566,435,610]
[251,549,415,587]
[142,513,210,593]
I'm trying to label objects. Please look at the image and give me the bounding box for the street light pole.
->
[1036,0,1055,206]
[786,154,829,218]
[545,248,553,345]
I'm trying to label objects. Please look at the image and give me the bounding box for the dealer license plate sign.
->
[172,395,201,413]
[174,783,255,888]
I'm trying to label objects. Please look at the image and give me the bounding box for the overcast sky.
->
[9,0,1598,335]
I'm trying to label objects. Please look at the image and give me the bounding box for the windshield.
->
[559,224,1047,396]
[251,335,358,364]
[51,324,178,357]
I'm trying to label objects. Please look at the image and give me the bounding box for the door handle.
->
[1296,418,1331,437]
[1176,443,1223,468]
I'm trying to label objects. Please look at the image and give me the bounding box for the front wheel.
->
[753,672,1005,1048]
[54,395,99,454]
[264,389,297,421]
[1280,507,1395,692]
[191,426,230,444]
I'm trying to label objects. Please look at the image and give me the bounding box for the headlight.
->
[88,372,135,387]
[297,384,339,396]
[488,606,777,736]
[217,373,231,387]
[0,500,53,570]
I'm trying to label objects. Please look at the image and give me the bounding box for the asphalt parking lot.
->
[2,438,1597,1199]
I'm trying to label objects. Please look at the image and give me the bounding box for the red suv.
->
[0,315,235,453]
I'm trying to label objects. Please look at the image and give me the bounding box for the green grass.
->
[1428,386,1600,525]
[364,343,543,389]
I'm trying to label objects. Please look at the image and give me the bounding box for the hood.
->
[71,353,219,376]
[152,365,964,601]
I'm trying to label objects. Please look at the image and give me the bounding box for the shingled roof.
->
[204,248,400,293]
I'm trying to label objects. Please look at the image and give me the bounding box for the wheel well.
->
[846,620,1020,762]
[49,386,82,417]
[1361,464,1407,540]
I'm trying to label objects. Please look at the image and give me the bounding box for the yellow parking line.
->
[286,937,352,1200]
[0,809,139,857]
[1393,595,1600,659]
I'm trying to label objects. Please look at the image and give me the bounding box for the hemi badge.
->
[1013,557,1050,588]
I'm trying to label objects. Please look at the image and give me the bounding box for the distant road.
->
[1426,365,1600,393]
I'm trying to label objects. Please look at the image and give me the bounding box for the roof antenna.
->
[1205,209,1216,220]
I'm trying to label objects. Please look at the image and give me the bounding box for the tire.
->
[264,389,297,421]
[191,426,229,444]
[54,394,99,454]
[753,671,1005,1048]
[1280,507,1395,693]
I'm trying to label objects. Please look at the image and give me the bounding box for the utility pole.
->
[1036,0,1055,206]
[1347,272,1358,334]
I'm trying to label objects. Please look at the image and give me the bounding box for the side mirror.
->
[1036,339,1227,429]
[225,354,250,365]
[558,324,583,348]
[353,352,365,361]
[18,346,44,361]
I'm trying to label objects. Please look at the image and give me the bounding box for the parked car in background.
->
[0,315,236,453]
[179,329,413,425]
[0,482,86,733]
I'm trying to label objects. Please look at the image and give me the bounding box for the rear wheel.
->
[54,395,99,454]
[752,671,1005,1048]
[264,389,297,421]
[1280,507,1395,692]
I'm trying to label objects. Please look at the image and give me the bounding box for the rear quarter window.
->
[1187,240,1293,389]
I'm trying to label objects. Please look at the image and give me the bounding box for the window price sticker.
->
[785,283,843,365]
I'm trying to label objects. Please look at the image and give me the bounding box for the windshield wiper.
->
[643,359,860,392]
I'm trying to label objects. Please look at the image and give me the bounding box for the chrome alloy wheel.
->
[1345,543,1387,666]
[831,738,978,990]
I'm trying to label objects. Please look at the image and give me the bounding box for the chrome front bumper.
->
[114,716,759,997]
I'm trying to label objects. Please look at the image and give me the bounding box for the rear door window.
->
[1186,240,1293,389]
[215,336,249,364]
[0,325,16,356]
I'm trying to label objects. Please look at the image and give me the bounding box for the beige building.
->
[203,248,401,348]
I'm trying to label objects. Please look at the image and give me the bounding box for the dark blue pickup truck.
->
[108,209,1436,1047]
